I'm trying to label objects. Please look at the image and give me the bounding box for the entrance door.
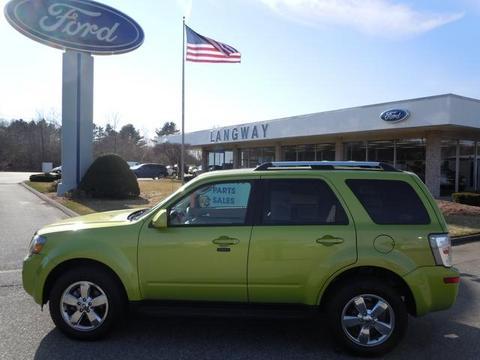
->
[138,180,256,302]
[248,177,357,304]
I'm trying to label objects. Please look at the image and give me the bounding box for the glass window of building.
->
[224,151,233,165]
[344,142,367,161]
[396,138,426,181]
[261,147,275,164]
[459,140,475,192]
[208,151,223,166]
[240,147,275,168]
[281,143,335,161]
[208,151,233,168]
[240,148,254,168]
[367,140,395,164]
[316,144,335,161]
[440,140,457,196]
[297,145,316,161]
[281,145,297,161]
[477,142,480,191]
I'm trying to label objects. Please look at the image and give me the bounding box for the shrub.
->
[29,172,59,182]
[452,192,480,207]
[79,154,140,199]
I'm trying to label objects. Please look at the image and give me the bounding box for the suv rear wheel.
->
[326,278,407,356]
[48,267,125,340]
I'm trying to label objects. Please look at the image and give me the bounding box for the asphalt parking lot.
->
[0,172,479,359]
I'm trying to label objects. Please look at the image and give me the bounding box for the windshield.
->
[129,181,191,221]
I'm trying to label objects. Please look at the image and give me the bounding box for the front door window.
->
[169,182,252,226]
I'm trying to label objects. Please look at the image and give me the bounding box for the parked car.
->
[165,165,174,177]
[191,165,204,177]
[207,164,222,172]
[126,161,139,168]
[51,166,62,175]
[22,161,459,356]
[130,163,167,179]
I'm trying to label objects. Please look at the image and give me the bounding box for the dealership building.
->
[166,94,480,198]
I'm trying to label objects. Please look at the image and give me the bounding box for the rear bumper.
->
[404,266,460,316]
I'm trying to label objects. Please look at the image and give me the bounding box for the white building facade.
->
[166,94,480,198]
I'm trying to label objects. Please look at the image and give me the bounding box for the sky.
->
[0,0,479,140]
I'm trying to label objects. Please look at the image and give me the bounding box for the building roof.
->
[164,94,480,147]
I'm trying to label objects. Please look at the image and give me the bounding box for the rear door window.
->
[346,179,430,225]
[260,179,348,225]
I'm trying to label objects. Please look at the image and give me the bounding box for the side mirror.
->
[151,209,168,229]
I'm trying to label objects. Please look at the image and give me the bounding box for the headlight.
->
[429,233,452,267]
[29,234,47,255]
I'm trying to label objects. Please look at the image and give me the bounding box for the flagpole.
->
[181,16,185,183]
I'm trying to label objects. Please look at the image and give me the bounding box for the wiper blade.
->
[128,209,148,221]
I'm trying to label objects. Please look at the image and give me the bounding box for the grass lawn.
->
[25,179,182,215]
[25,180,480,238]
[25,181,56,193]
[437,200,480,238]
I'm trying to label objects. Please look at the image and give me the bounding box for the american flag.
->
[185,25,241,63]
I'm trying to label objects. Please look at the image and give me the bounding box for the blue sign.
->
[4,0,144,55]
[198,183,251,209]
[380,109,410,123]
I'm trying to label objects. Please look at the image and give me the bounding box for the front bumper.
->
[404,266,460,316]
[22,254,44,304]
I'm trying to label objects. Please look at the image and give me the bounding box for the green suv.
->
[23,161,459,356]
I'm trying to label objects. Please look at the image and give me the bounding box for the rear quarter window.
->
[346,179,430,225]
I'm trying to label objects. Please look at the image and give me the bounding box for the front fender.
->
[29,225,142,304]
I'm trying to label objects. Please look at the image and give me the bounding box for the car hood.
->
[37,208,147,235]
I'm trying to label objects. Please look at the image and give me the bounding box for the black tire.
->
[48,266,126,340]
[326,277,408,356]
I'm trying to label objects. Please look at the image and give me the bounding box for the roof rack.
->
[254,161,399,172]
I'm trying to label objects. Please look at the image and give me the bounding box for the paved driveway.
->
[0,172,35,184]
[0,172,67,271]
[0,172,479,359]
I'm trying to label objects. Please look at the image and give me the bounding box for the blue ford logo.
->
[380,109,410,123]
[4,0,144,55]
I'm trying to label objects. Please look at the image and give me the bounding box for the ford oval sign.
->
[380,109,410,123]
[4,0,144,55]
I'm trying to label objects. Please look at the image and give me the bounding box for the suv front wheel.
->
[326,278,408,356]
[48,267,125,340]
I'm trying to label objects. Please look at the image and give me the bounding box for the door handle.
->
[212,236,240,246]
[316,235,344,246]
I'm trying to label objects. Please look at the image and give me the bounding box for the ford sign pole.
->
[4,0,144,195]
[60,50,94,194]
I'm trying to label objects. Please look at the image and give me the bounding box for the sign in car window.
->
[197,183,251,209]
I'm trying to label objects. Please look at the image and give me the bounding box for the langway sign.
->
[4,0,144,54]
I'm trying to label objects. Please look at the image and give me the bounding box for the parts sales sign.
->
[4,0,144,55]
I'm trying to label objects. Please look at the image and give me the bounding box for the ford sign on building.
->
[380,109,410,123]
[4,0,144,54]
[164,94,480,198]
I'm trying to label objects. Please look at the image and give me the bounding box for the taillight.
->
[429,233,452,267]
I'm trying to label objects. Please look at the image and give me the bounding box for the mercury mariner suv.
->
[23,161,459,356]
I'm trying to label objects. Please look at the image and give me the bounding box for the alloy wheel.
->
[341,293,395,347]
[60,281,109,332]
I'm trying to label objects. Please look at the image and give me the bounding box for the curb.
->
[452,233,480,246]
[20,182,79,218]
